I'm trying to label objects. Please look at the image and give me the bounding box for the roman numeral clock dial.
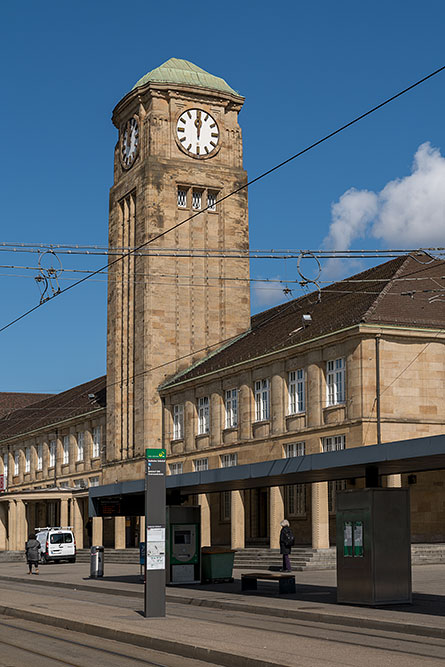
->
[120,116,139,169]
[176,109,220,158]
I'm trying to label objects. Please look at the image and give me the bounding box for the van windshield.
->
[50,533,73,544]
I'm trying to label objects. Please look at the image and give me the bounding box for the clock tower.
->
[105,58,250,482]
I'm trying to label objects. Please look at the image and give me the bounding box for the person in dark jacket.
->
[279,519,294,572]
[25,533,41,574]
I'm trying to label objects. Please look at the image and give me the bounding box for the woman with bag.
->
[279,519,294,572]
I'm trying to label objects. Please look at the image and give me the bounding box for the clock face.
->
[176,109,219,158]
[120,116,139,169]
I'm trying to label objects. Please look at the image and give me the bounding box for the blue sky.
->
[1,0,445,392]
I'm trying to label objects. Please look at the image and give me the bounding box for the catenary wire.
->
[2,64,445,333]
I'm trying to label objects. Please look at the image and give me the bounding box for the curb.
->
[1,574,445,641]
[0,604,290,667]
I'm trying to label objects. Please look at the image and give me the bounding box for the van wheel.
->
[40,555,47,564]
[69,557,76,563]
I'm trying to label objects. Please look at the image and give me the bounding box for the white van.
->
[35,527,76,563]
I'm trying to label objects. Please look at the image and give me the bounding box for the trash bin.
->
[90,545,104,578]
[201,547,235,583]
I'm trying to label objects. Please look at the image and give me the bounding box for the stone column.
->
[0,503,7,550]
[16,500,27,551]
[199,493,211,547]
[71,498,84,549]
[386,474,402,488]
[114,516,126,549]
[239,377,251,441]
[307,353,322,428]
[210,392,222,447]
[231,490,245,550]
[8,501,17,550]
[311,482,329,549]
[92,517,103,546]
[269,486,285,549]
[184,399,195,452]
[60,499,69,527]
[271,371,285,434]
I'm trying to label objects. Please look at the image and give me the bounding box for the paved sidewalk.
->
[0,561,444,666]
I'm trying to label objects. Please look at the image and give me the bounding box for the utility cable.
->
[2,63,445,334]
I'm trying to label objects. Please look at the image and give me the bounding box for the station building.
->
[0,59,444,554]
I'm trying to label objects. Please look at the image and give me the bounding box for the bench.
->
[241,572,296,594]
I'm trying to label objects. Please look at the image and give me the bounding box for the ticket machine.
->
[166,506,201,584]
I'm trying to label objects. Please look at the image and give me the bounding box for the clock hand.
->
[194,110,202,140]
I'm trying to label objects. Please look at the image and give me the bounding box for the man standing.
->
[25,533,41,575]
[279,520,294,572]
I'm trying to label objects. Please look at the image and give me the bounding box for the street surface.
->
[0,615,217,667]
[0,575,445,666]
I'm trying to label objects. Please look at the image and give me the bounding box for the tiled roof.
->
[0,376,106,441]
[0,393,53,418]
[162,254,445,387]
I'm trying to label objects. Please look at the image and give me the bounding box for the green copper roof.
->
[132,58,241,97]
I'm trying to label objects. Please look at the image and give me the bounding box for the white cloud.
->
[251,278,289,310]
[323,142,445,276]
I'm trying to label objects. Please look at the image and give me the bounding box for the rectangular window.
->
[288,369,305,414]
[328,480,347,513]
[89,476,100,487]
[169,462,183,475]
[37,444,43,471]
[220,453,237,468]
[194,457,208,472]
[323,435,345,452]
[198,396,210,435]
[49,441,56,468]
[326,357,346,406]
[220,491,231,521]
[62,436,69,465]
[77,432,84,462]
[286,484,306,516]
[173,404,184,440]
[286,442,305,458]
[225,389,238,428]
[3,453,8,489]
[92,426,101,459]
[254,379,270,421]
[73,478,85,489]
[192,190,202,210]
[59,481,70,488]
[25,447,30,473]
[177,187,187,208]
[207,191,217,211]
[14,451,19,476]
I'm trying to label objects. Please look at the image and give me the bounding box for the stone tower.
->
[105,58,250,482]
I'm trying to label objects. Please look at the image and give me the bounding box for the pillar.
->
[210,393,222,447]
[71,498,84,549]
[139,515,145,544]
[231,490,245,549]
[271,372,285,434]
[8,500,17,550]
[0,503,7,550]
[184,399,195,452]
[199,493,211,547]
[16,500,27,550]
[269,486,285,549]
[114,516,126,549]
[60,498,69,527]
[92,517,103,546]
[307,354,322,427]
[386,474,402,488]
[311,482,329,549]
[239,376,251,440]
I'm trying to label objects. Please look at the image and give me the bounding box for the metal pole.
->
[144,448,166,618]
[375,336,381,446]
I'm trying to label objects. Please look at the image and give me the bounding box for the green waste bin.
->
[201,547,235,583]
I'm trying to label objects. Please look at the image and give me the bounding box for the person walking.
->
[279,519,294,572]
[25,533,41,575]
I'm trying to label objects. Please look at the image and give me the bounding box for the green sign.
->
[145,448,166,460]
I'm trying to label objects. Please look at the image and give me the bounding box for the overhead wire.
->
[2,63,445,334]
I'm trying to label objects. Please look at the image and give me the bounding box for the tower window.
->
[177,188,187,208]
[207,191,217,211]
[192,190,202,210]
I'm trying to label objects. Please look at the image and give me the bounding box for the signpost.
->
[144,448,166,618]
